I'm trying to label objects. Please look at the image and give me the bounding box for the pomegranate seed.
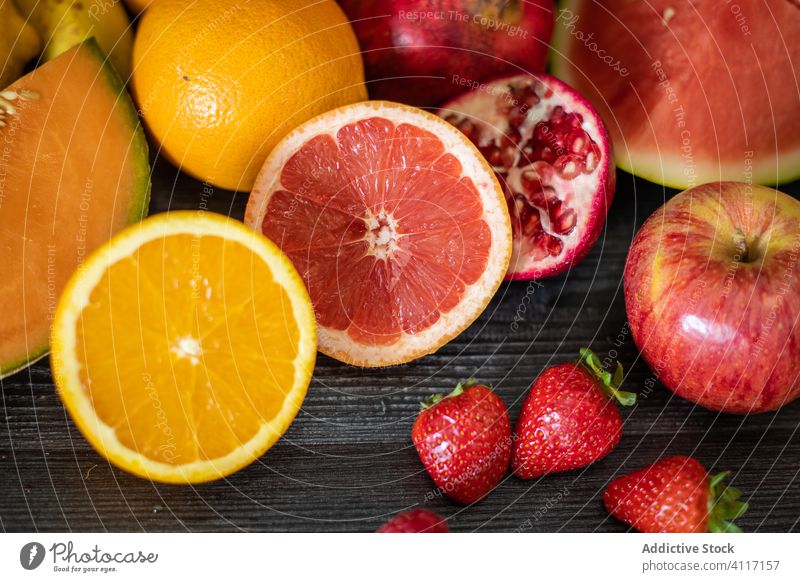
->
[457,119,476,139]
[553,207,577,235]
[501,145,517,167]
[530,232,551,260]
[526,185,553,208]
[480,144,503,166]
[554,155,582,180]
[570,133,586,154]
[584,150,599,173]
[518,145,534,167]
[546,234,563,256]
[522,207,542,237]
[521,169,540,192]
[531,161,554,181]
[520,85,541,108]
[534,122,550,143]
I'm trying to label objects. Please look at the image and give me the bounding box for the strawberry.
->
[512,348,635,478]
[377,509,449,533]
[604,455,748,533]
[412,380,511,504]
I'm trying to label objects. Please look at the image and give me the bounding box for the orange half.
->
[50,211,316,483]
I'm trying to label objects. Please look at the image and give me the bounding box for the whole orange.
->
[132,0,366,191]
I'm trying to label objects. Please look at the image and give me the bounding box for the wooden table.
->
[2,160,799,532]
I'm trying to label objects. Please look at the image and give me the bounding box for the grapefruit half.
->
[245,101,512,367]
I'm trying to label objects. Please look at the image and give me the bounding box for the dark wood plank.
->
[1,157,799,532]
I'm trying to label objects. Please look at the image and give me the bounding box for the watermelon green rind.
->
[550,0,800,190]
[0,38,150,380]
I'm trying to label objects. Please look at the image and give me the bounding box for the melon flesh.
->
[0,40,150,378]
[552,0,800,189]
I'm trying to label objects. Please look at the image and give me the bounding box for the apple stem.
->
[733,229,750,263]
[479,0,520,20]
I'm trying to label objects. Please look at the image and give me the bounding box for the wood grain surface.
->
[2,161,799,533]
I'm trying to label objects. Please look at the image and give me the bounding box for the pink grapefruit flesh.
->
[245,101,511,366]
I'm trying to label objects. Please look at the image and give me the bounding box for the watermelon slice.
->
[552,0,800,189]
[0,39,150,379]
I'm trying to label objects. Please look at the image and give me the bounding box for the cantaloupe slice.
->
[0,39,150,378]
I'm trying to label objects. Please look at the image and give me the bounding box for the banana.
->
[12,0,134,81]
[0,0,42,87]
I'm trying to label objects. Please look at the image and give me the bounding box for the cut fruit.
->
[0,39,150,380]
[439,74,615,280]
[551,0,800,189]
[245,101,511,367]
[50,211,317,484]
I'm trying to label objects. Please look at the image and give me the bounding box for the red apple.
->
[624,182,800,414]
[338,0,554,108]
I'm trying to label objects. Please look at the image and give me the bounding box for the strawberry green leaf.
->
[612,362,624,389]
[420,379,478,410]
[578,347,636,406]
[453,378,479,393]
[707,471,748,533]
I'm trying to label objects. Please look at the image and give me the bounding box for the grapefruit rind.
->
[245,101,512,367]
[0,39,150,381]
[50,212,317,484]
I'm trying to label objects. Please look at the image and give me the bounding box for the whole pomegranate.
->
[339,0,554,107]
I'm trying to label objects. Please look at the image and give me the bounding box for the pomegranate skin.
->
[339,0,554,108]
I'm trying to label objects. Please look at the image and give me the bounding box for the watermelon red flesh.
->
[0,40,150,378]
[552,0,800,189]
[261,119,492,347]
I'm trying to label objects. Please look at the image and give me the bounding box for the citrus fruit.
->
[245,101,512,367]
[131,0,367,192]
[0,40,150,380]
[50,211,317,483]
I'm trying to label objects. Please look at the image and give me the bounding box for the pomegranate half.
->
[439,73,615,280]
